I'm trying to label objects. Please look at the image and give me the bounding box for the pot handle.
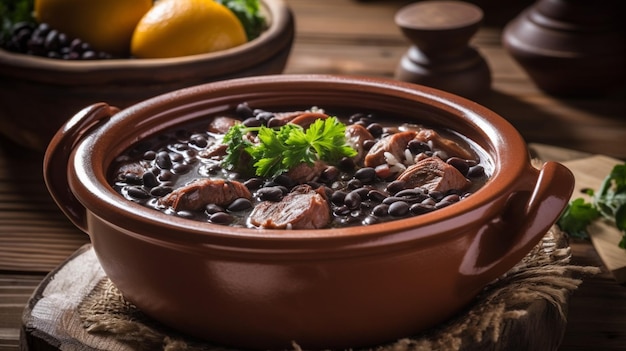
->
[459,161,575,288]
[43,102,120,233]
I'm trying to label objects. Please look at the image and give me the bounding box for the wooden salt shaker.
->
[394,1,491,100]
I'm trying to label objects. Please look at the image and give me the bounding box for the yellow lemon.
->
[34,0,152,56]
[131,0,247,59]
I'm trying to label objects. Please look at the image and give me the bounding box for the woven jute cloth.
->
[71,226,599,351]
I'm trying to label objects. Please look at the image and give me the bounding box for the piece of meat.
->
[345,124,375,165]
[112,161,150,182]
[397,156,470,193]
[285,160,327,184]
[364,131,417,167]
[249,185,331,229]
[288,112,329,129]
[415,129,474,160]
[159,178,251,211]
[208,116,240,134]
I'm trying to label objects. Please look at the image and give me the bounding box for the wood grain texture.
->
[0,0,625,350]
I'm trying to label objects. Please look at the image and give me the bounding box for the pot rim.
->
[65,74,531,249]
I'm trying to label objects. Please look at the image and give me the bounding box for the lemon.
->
[131,0,247,59]
[34,0,152,56]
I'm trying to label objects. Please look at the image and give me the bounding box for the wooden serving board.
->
[562,155,626,284]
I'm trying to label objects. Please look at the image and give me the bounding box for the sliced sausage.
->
[415,129,474,160]
[397,156,470,193]
[345,123,375,165]
[208,116,240,134]
[286,160,327,184]
[249,185,331,229]
[364,131,417,167]
[159,178,252,211]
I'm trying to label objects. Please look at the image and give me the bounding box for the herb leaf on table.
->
[558,163,626,249]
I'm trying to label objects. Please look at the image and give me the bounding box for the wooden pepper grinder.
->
[502,0,625,96]
[394,1,491,100]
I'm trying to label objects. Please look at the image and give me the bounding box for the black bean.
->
[388,201,409,217]
[363,216,380,225]
[410,203,435,215]
[243,117,263,127]
[441,194,460,203]
[344,191,362,210]
[126,186,149,199]
[156,151,172,169]
[367,189,387,202]
[447,157,470,175]
[320,166,340,183]
[429,190,444,201]
[467,165,485,178]
[338,157,356,171]
[334,205,351,216]
[348,112,366,123]
[372,204,389,217]
[172,163,191,174]
[408,140,430,154]
[274,174,295,188]
[210,212,233,224]
[150,186,173,197]
[142,172,159,188]
[190,134,208,148]
[171,152,184,162]
[395,188,426,198]
[386,180,406,194]
[228,198,253,211]
[347,178,362,190]
[205,204,224,214]
[354,167,376,183]
[435,200,454,209]
[236,102,254,118]
[159,170,174,182]
[257,186,284,201]
[143,150,157,160]
[331,190,347,205]
[366,122,382,135]
[255,111,274,122]
[123,173,143,185]
[44,29,60,51]
[244,177,264,190]
[382,196,402,205]
[363,139,376,150]
[421,197,437,206]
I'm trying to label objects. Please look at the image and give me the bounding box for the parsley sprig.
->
[558,163,626,249]
[222,117,357,178]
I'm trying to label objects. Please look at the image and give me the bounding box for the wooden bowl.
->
[44,74,574,350]
[0,0,293,151]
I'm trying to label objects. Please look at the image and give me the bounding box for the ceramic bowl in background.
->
[0,0,294,151]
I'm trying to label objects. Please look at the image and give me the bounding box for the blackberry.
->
[2,22,117,60]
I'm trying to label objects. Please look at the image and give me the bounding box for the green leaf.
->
[221,115,357,179]
[216,0,267,41]
[557,198,600,239]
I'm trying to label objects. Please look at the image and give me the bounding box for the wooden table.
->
[1,1,624,350]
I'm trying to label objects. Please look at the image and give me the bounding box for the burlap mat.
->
[73,226,599,351]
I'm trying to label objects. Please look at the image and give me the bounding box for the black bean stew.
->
[109,103,490,230]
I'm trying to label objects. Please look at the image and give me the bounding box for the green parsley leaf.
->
[221,116,357,179]
[557,198,600,239]
[558,162,626,249]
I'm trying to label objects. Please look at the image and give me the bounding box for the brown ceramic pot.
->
[44,74,574,350]
[0,0,294,151]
